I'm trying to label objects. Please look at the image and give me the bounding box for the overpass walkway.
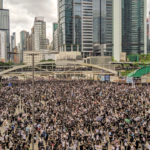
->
[0,62,55,76]
[0,61,117,76]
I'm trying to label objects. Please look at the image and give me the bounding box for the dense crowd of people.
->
[0,79,150,150]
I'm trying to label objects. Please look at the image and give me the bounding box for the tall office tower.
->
[26,34,33,51]
[0,0,3,9]
[73,0,82,52]
[20,31,29,51]
[20,31,29,62]
[0,0,10,61]
[147,18,150,53]
[82,0,93,57]
[10,32,16,62]
[34,17,47,51]
[0,30,6,62]
[53,23,58,51]
[93,0,113,56]
[31,27,35,50]
[113,0,122,61]
[11,32,16,51]
[58,0,73,52]
[148,12,150,53]
[122,0,147,55]
[113,0,147,61]
[149,12,150,40]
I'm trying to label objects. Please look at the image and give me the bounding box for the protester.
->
[0,79,150,150]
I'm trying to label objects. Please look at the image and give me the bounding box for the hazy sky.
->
[4,0,150,44]
[4,0,58,44]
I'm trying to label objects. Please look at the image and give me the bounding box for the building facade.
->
[20,31,29,62]
[58,0,147,60]
[10,32,16,62]
[0,30,6,62]
[58,0,112,58]
[81,0,93,58]
[148,12,150,53]
[73,0,82,52]
[20,31,29,51]
[53,27,59,51]
[53,23,58,51]
[0,0,10,61]
[58,0,73,52]
[149,11,150,40]
[0,0,3,9]
[93,0,113,56]
[122,0,147,55]
[11,32,16,51]
[26,34,33,51]
[34,17,47,51]
[113,0,147,61]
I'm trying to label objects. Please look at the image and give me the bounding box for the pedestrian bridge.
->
[0,61,117,76]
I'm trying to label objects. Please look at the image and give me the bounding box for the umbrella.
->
[134,117,140,121]
[96,116,103,122]
[125,119,131,124]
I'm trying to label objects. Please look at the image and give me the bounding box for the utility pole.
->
[32,54,35,150]
[28,53,38,150]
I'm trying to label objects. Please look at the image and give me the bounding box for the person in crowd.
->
[0,79,150,150]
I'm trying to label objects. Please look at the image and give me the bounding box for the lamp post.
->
[28,53,38,150]
[32,54,35,150]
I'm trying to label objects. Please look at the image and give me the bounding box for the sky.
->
[4,0,150,44]
[4,0,58,44]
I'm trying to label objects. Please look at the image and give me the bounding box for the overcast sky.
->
[4,0,58,44]
[4,0,150,44]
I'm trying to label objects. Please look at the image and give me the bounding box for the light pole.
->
[28,53,38,150]
[32,54,35,150]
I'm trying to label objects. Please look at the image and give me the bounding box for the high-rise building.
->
[26,34,33,51]
[53,23,58,51]
[0,0,10,61]
[0,30,6,62]
[58,0,91,55]
[20,31,29,62]
[73,0,82,52]
[31,27,35,50]
[93,0,113,56]
[58,0,73,52]
[11,32,16,51]
[20,31,29,51]
[0,0,3,9]
[149,11,150,40]
[33,17,47,51]
[10,32,16,62]
[113,0,122,61]
[113,0,147,61]
[148,12,150,53]
[122,0,147,55]
[82,0,93,57]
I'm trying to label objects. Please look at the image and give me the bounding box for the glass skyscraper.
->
[58,0,82,52]
[0,0,10,61]
[73,0,82,51]
[0,0,3,9]
[58,0,73,51]
[82,0,93,57]
[93,0,113,56]
[122,0,145,55]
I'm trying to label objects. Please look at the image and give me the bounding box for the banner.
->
[105,75,110,81]
[126,77,133,84]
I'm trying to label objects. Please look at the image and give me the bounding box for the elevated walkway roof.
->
[0,61,117,76]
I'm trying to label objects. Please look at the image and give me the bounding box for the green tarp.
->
[127,66,150,78]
